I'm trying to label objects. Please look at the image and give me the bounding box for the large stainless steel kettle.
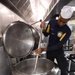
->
[2,21,39,58]
[12,58,60,75]
[28,25,39,50]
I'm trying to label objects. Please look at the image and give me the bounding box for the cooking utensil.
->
[28,25,39,50]
[13,58,58,75]
[33,20,43,74]
[33,54,39,74]
[3,21,35,58]
[31,20,42,26]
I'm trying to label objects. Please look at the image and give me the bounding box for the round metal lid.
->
[3,21,35,58]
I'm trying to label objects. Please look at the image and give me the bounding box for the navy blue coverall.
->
[43,19,71,75]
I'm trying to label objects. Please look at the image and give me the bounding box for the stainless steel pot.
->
[3,21,39,58]
[12,58,60,75]
[28,25,39,50]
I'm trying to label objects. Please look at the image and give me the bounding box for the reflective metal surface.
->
[0,46,11,75]
[12,58,60,75]
[3,21,35,58]
[28,26,39,50]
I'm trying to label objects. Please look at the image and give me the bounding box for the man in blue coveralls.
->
[35,6,74,75]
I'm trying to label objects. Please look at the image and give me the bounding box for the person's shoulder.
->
[49,19,56,22]
[49,19,57,25]
[65,24,71,33]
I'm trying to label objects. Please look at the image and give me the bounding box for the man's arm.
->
[42,22,51,37]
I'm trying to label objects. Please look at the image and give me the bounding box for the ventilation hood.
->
[1,0,59,25]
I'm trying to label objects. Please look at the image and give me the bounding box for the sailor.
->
[35,6,74,75]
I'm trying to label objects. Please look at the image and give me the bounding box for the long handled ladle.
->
[33,20,43,74]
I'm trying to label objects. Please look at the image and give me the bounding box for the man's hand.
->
[40,21,46,29]
[34,48,46,56]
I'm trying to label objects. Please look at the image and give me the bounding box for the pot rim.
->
[14,58,55,75]
[2,21,35,58]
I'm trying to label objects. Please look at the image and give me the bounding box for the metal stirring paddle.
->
[33,21,43,74]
